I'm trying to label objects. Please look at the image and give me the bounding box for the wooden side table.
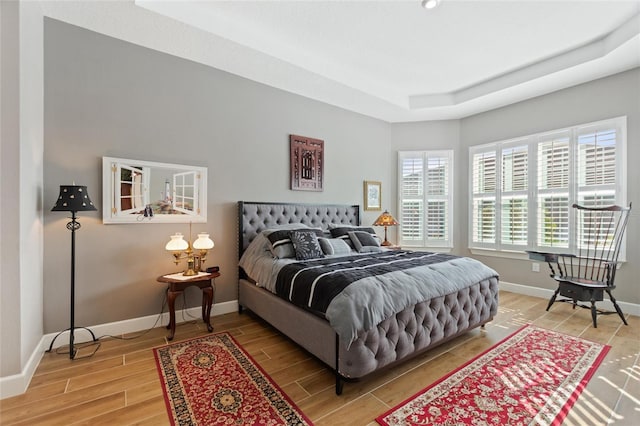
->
[157,271,220,340]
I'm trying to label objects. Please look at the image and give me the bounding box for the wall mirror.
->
[102,157,207,224]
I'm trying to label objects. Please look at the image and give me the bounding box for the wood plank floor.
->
[1,290,638,425]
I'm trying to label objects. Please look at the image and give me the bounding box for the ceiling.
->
[45,0,640,122]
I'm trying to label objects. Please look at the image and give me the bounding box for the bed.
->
[237,201,499,394]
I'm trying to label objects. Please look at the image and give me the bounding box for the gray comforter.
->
[239,233,499,348]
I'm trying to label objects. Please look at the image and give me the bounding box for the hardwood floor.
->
[1,290,638,425]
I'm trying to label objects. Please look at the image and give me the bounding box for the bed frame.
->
[237,201,499,395]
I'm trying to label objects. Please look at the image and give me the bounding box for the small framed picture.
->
[364,181,382,211]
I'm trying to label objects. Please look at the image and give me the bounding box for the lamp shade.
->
[165,233,189,251]
[373,210,400,227]
[52,185,97,212]
[193,233,215,250]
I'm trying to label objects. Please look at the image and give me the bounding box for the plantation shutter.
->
[536,132,570,248]
[399,153,424,243]
[425,153,451,244]
[471,149,497,245]
[398,151,453,248]
[576,125,617,206]
[575,124,619,250]
[501,144,528,247]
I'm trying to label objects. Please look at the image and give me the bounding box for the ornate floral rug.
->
[377,325,610,426]
[154,332,312,425]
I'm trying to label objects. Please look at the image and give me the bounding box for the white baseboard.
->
[0,334,47,400]
[0,300,238,399]
[500,281,640,317]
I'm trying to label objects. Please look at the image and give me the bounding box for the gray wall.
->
[43,19,391,333]
[458,69,640,304]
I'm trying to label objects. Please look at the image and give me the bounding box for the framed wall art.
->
[364,180,382,211]
[290,134,324,191]
[102,156,207,224]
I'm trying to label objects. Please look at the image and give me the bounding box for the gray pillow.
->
[289,230,324,260]
[318,237,352,256]
[348,230,382,253]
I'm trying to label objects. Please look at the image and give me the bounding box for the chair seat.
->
[554,276,611,289]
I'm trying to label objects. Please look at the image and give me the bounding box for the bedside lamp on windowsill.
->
[373,210,400,246]
[165,223,214,276]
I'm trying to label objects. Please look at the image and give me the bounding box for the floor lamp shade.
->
[52,185,97,213]
[50,185,98,359]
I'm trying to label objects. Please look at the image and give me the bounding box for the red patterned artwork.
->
[290,134,324,191]
[377,325,610,426]
[154,332,312,425]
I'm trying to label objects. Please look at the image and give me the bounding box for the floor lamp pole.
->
[69,211,78,359]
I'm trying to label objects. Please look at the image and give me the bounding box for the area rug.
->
[377,324,610,426]
[154,332,312,425]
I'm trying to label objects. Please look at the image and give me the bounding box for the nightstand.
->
[157,271,220,340]
[385,245,402,250]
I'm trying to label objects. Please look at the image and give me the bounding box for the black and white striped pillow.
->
[329,226,378,248]
[263,228,324,258]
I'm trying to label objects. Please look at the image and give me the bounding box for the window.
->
[469,117,626,256]
[398,150,454,248]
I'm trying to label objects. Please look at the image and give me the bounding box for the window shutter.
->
[536,136,570,248]
[425,154,451,243]
[398,151,453,247]
[399,154,424,243]
[471,150,496,244]
[501,145,528,246]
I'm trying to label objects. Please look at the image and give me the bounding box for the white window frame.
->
[398,150,454,250]
[469,116,627,259]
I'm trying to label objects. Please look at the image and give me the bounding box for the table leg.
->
[202,285,213,332]
[166,289,179,340]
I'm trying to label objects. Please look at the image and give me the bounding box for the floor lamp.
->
[49,185,99,359]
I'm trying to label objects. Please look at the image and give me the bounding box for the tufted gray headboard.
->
[238,201,360,259]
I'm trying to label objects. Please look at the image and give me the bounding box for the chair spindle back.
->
[573,203,632,285]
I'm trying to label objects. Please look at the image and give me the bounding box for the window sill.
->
[468,248,529,260]
[404,246,453,254]
[468,248,628,266]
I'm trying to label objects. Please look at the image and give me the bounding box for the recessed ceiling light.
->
[421,0,441,9]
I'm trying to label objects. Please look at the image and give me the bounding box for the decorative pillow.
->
[318,237,353,256]
[348,230,383,253]
[329,226,377,248]
[263,228,323,258]
[289,230,324,260]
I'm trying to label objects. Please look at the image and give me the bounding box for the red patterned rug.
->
[377,325,610,426]
[154,332,312,425]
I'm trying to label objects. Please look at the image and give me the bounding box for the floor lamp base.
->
[46,327,100,360]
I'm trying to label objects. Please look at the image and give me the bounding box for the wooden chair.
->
[527,203,632,328]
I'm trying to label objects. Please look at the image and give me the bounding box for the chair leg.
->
[606,289,628,326]
[590,299,598,328]
[546,288,560,311]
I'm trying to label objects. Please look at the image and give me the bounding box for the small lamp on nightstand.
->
[373,210,400,246]
[165,224,214,276]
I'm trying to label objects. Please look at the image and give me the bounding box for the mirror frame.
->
[102,156,207,224]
